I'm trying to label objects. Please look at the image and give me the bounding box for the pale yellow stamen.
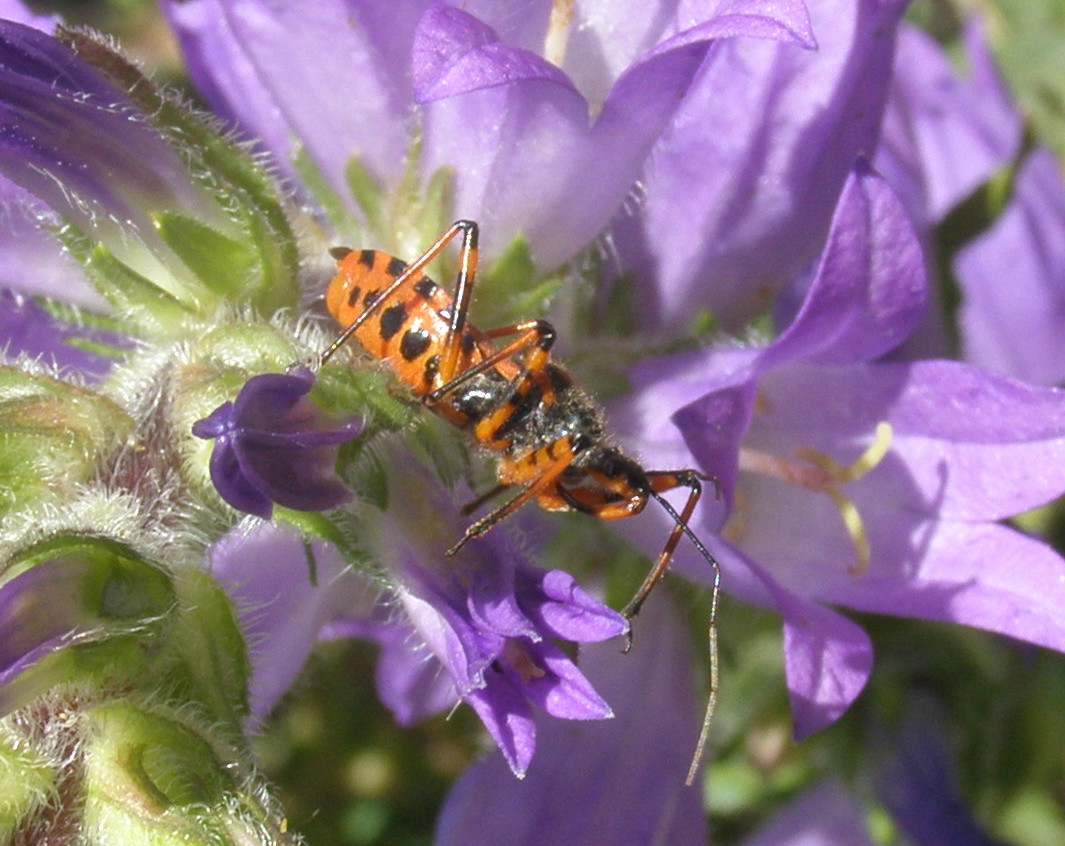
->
[736,422,894,576]
[543,0,575,67]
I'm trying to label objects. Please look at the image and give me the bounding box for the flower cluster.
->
[2,0,1065,843]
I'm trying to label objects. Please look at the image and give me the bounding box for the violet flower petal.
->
[466,671,537,777]
[742,779,877,846]
[0,287,123,379]
[0,21,214,244]
[521,568,628,643]
[875,21,1022,227]
[617,0,907,329]
[207,522,372,721]
[416,2,814,269]
[435,592,707,844]
[193,368,363,517]
[765,160,927,368]
[163,0,422,199]
[955,148,1065,385]
[328,612,460,726]
[0,176,104,308]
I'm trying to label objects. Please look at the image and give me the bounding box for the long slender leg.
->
[623,469,722,787]
[620,471,704,620]
[446,436,584,556]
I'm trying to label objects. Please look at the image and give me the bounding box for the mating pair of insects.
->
[320,221,721,781]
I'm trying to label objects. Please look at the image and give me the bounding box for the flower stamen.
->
[543,0,575,67]
[737,422,893,576]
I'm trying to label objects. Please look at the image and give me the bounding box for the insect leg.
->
[446,436,583,557]
[632,470,722,787]
[424,320,555,405]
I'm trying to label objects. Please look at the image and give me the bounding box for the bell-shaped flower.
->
[612,0,908,330]
[323,454,627,777]
[614,160,1065,737]
[0,19,301,336]
[192,366,363,518]
[163,0,815,266]
[434,590,708,843]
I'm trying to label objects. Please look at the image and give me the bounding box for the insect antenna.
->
[647,487,722,788]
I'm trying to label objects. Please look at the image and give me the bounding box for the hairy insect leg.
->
[627,470,722,787]
[446,437,582,557]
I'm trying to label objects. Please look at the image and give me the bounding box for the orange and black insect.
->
[321,220,721,780]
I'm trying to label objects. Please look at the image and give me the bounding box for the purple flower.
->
[954,148,1065,385]
[0,287,123,379]
[435,591,706,843]
[192,367,363,518]
[613,0,907,330]
[324,455,628,777]
[875,21,1022,229]
[872,20,1065,383]
[614,161,1065,737]
[740,780,876,846]
[873,697,1009,846]
[163,0,814,265]
[0,20,221,285]
[205,521,374,723]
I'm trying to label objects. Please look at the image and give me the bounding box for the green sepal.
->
[274,508,349,552]
[346,156,385,235]
[60,29,301,316]
[0,536,177,716]
[81,701,289,845]
[0,727,53,842]
[292,146,355,233]
[0,367,132,516]
[152,212,259,302]
[164,570,250,727]
[57,223,199,336]
[475,235,564,328]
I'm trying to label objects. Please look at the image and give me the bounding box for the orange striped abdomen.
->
[326,248,483,397]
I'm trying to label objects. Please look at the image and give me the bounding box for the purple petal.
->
[777,589,873,739]
[465,673,537,777]
[0,177,104,308]
[873,698,1007,846]
[365,617,460,725]
[875,21,1022,226]
[418,1,814,270]
[743,779,877,846]
[232,436,354,511]
[413,4,575,101]
[520,568,628,643]
[0,0,56,29]
[517,640,613,721]
[835,521,1065,658]
[0,21,211,240]
[163,0,419,198]
[0,287,122,379]
[764,161,928,367]
[955,148,1065,385]
[207,436,274,518]
[207,522,372,721]
[618,0,908,329]
[435,592,708,844]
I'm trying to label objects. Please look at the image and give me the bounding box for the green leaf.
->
[346,156,385,234]
[152,212,258,301]
[57,223,199,336]
[60,28,301,315]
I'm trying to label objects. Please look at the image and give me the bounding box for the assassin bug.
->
[320,220,721,782]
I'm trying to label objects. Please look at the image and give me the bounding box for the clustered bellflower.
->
[2,0,1065,843]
